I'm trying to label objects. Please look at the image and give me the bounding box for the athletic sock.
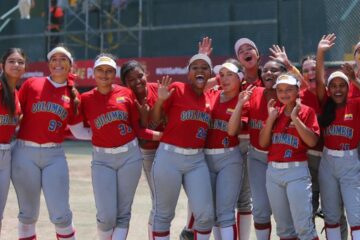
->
[212,226,222,240]
[55,223,75,240]
[237,212,252,240]
[254,222,271,240]
[152,231,170,240]
[194,229,211,240]
[220,225,237,240]
[97,228,113,240]
[18,222,36,239]
[325,223,341,240]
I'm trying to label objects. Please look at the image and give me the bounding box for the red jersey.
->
[348,82,360,99]
[268,105,320,162]
[205,90,242,148]
[139,82,164,150]
[241,77,263,91]
[81,85,154,148]
[323,98,360,150]
[239,78,263,137]
[0,87,21,143]
[18,77,82,143]
[299,87,324,152]
[247,87,281,151]
[161,82,211,148]
[299,88,322,115]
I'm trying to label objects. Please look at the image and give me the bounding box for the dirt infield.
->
[2,140,330,239]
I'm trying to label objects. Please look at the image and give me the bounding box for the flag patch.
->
[226,108,235,115]
[116,97,125,103]
[344,113,353,120]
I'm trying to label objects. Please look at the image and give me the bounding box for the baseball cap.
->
[327,71,349,87]
[354,41,360,55]
[273,74,300,89]
[234,38,259,58]
[213,62,244,80]
[188,53,212,69]
[47,46,74,64]
[93,56,117,70]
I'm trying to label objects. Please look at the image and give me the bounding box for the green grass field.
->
[1,140,330,239]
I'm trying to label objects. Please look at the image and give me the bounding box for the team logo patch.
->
[226,108,234,115]
[62,95,70,103]
[116,97,125,103]
[344,113,353,120]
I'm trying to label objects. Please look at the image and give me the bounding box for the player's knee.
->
[195,210,215,230]
[51,211,73,228]
[96,217,117,232]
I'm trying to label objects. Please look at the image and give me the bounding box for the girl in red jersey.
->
[81,54,161,240]
[0,48,25,237]
[120,60,164,239]
[11,46,81,240]
[228,59,287,240]
[316,39,360,239]
[259,73,320,240]
[204,59,249,240]
[150,54,214,240]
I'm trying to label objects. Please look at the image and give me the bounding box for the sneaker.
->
[179,229,194,240]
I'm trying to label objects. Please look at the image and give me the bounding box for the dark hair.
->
[1,48,26,117]
[318,97,336,128]
[300,55,316,70]
[270,59,288,73]
[120,60,145,85]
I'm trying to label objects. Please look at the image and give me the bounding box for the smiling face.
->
[94,64,116,89]
[219,67,241,94]
[328,77,348,105]
[124,67,147,95]
[187,59,212,92]
[3,51,26,82]
[302,59,316,89]
[261,61,285,89]
[237,44,259,69]
[276,83,299,106]
[48,52,71,81]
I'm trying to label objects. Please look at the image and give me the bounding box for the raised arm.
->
[228,85,255,136]
[316,34,336,103]
[269,45,307,88]
[290,99,319,147]
[150,75,173,123]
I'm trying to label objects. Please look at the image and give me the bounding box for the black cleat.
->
[179,229,194,240]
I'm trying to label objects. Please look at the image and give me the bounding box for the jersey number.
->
[118,124,132,136]
[196,127,207,140]
[48,120,62,132]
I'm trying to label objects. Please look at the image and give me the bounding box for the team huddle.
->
[0,33,360,240]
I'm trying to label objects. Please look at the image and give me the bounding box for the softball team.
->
[0,48,25,237]
[2,34,360,240]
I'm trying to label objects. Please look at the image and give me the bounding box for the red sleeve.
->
[18,79,30,109]
[303,107,320,137]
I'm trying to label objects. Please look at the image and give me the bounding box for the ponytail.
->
[0,76,15,117]
[67,73,80,115]
[318,97,336,128]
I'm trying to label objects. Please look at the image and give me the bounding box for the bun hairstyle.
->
[0,48,26,117]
